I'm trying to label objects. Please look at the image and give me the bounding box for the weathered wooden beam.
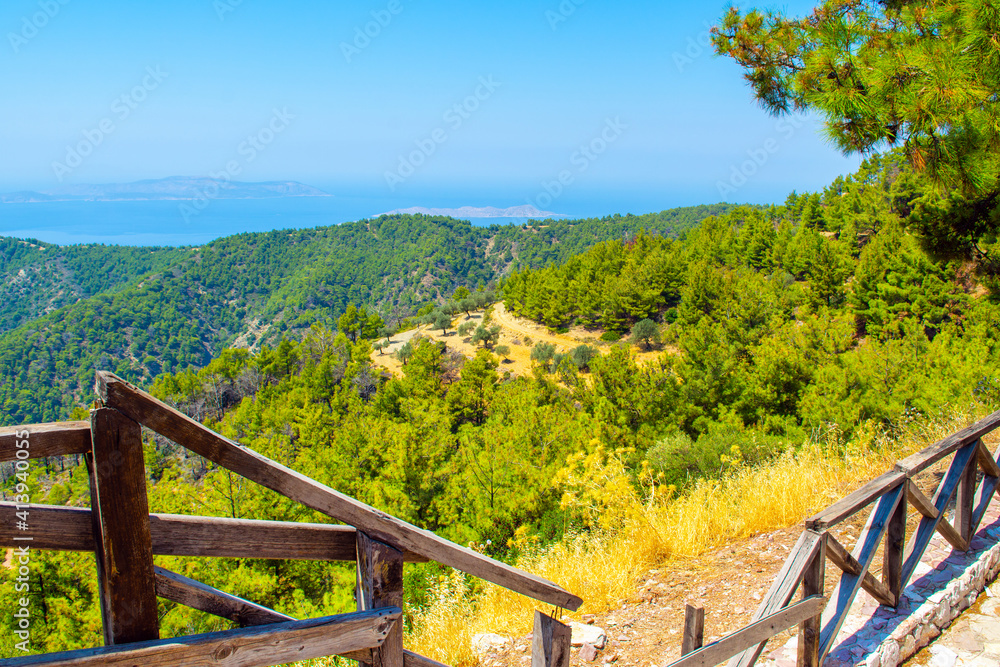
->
[805,471,906,531]
[797,534,825,667]
[357,531,405,667]
[976,440,1000,478]
[151,571,448,667]
[667,596,827,667]
[96,372,582,611]
[1,608,400,667]
[0,421,91,462]
[906,483,939,519]
[895,409,1000,475]
[532,611,570,667]
[89,408,159,645]
[154,566,293,627]
[682,605,705,656]
[727,529,825,667]
[819,485,904,661]
[825,535,895,607]
[0,503,95,551]
[349,650,451,667]
[902,442,978,585]
[956,444,979,545]
[0,503,426,563]
[904,485,966,550]
[972,467,1000,536]
[883,487,906,605]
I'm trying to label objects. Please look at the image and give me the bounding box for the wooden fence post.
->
[884,482,907,603]
[797,533,825,667]
[956,440,980,546]
[532,610,571,667]
[682,605,705,656]
[356,531,404,667]
[88,407,159,645]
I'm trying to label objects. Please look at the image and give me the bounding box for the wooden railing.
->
[662,409,1000,667]
[0,372,583,667]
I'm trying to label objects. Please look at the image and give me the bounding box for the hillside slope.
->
[0,206,726,423]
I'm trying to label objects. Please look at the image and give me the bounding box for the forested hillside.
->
[2,154,999,656]
[504,154,1000,441]
[5,155,1000,656]
[0,238,185,333]
[0,206,723,424]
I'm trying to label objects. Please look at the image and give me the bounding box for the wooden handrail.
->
[727,530,825,667]
[0,503,428,562]
[895,410,1000,475]
[805,471,905,531]
[95,371,583,611]
[668,596,827,667]
[719,413,1000,667]
[1,608,400,667]
[0,421,91,461]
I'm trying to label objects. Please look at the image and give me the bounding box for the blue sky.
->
[0,0,861,216]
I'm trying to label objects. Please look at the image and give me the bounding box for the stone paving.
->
[758,492,1000,667]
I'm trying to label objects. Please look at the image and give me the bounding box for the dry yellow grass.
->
[404,408,993,667]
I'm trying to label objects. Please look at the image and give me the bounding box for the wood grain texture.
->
[89,408,159,645]
[0,503,426,562]
[797,535,825,667]
[667,597,827,667]
[956,448,979,545]
[682,606,705,656]
[727,530,825,667]
[357,531,405,667]
[972,468,1000,536]
[805,471,905,531]
[906,483,939,519]
[902,442,978,585]
[403,650,452,667]
[96,372,581,610]
[154,566,294,627]
[825,535,895,607]
[819,485,905,661]
[2,608,400,667]
[895,409,1000,475]
[531,611,570,667]
[905,485,966,551]
[883,490,906,605]
[977,440,1000,478]
[0,421,91,462]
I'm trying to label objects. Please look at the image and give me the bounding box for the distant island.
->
[379,205,566,219]
[1,177,331,203]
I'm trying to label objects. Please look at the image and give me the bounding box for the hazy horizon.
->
[2,0,863,222]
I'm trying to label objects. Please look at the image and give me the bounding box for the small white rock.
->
[928,645,958,667]
[568,622,607,649]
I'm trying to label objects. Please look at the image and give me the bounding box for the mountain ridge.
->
[380,205,565,218]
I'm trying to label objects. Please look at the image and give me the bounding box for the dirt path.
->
[491,302,599,351]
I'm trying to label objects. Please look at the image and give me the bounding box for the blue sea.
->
[0,198,567,247]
